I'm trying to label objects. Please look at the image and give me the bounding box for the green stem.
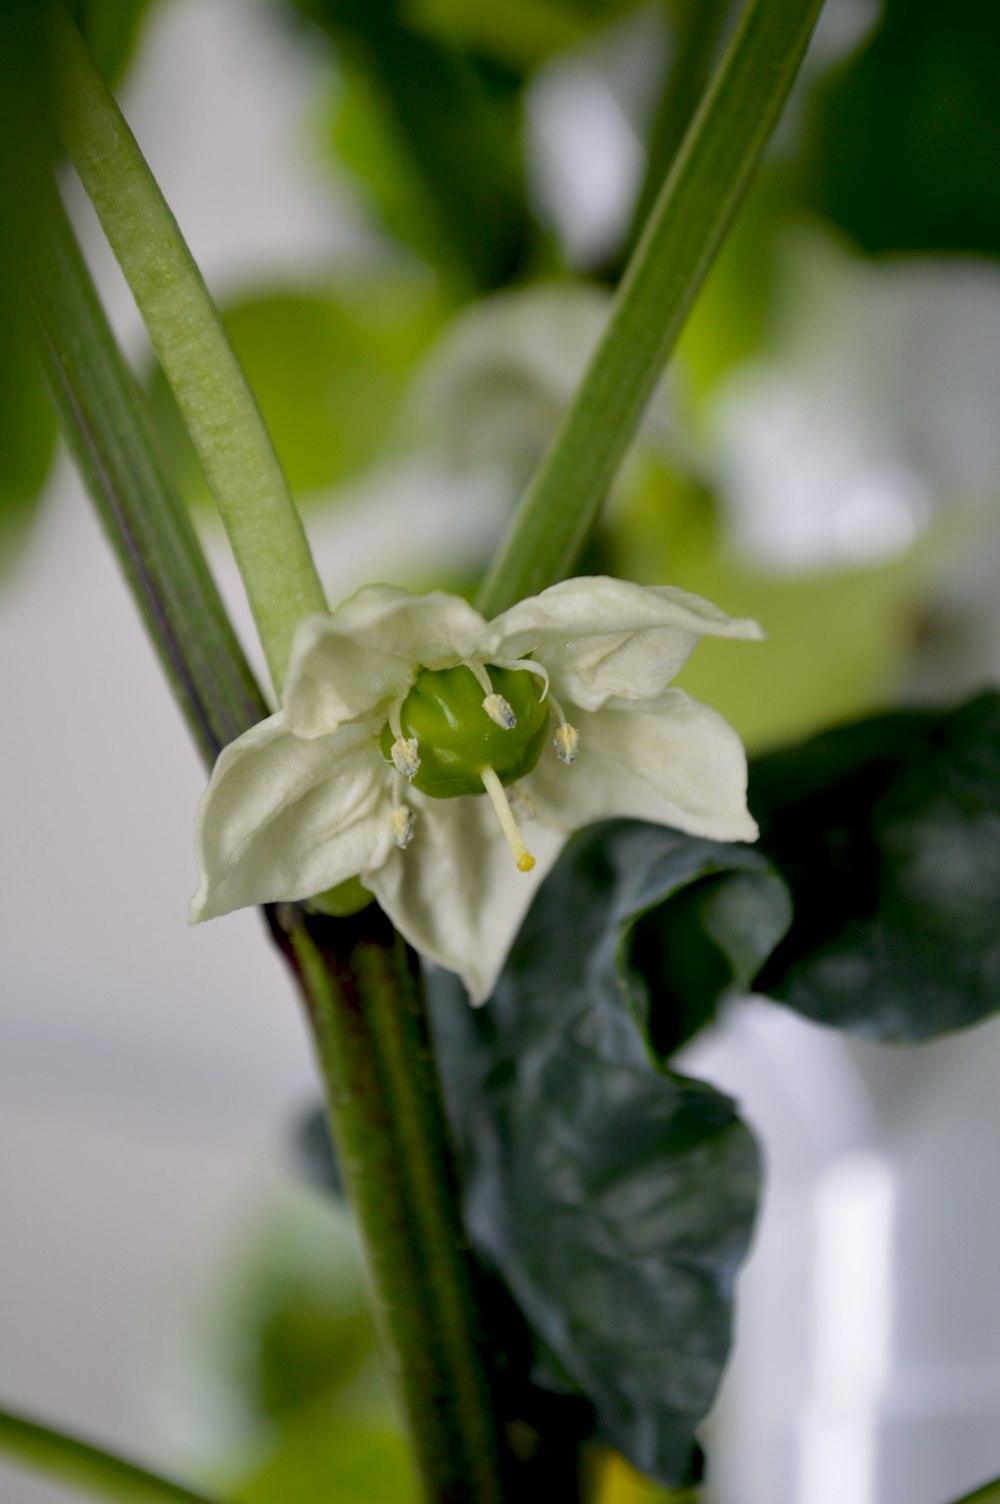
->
[0,1407,221,1504]
[15,33,507,1504]
[27,180,267,762]
[616,0,735,273]
[51,6,328,694]
[269,901,508,1504]
[476,0,825,617]
[952,1481,1000,1504]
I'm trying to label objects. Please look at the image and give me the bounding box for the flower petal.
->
[191,717,393,920]
[526,689,759,844]
[366,792,564,1005]
[489,576,763,711]
[283,587,490,737]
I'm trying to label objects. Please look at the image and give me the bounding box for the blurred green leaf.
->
[752,692,1000,1041]
[64,0,156,83]
[0,307,56,579]
[0,3,59,579]
[308,0,536,291]
[406,0,643,70]
[233,1416,414,1504]
[147,279,442,503]
[608,458,921,752]
[801,0,1000,257]
[429,821,787,1485]
[949,1478,1000,1504]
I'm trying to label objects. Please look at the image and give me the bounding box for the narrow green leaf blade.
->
[28,186,267,764]
[477,0,827,615]
[0,1405,221,1504]
[752,692,1000,1041]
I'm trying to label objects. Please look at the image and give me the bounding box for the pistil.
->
[480,766,536,871]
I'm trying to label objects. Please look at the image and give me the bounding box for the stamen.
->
[554,723,580,765]
[480,766,536,872]
[548,693,580,764]
[509,786,537,822]
[490,657,550,701]
[390,805,415,849]
[464,660,517,730]
[483,693,516,730]
[390,736,421,778]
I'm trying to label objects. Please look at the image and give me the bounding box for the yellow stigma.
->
[480,765,535,872]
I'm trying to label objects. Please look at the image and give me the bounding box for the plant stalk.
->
[51,6,328,694]
[0,1406,221,1504]
[476,0,826,617]
[23,159,507,1504]
[27,182,267,762]
[270,901,508,1504]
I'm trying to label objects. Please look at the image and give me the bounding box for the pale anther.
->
[483,693,517,730]
[554,723,580,765]
[463,661,518,730]
[390,736,421,779]
[390,805,415,849]
[480,766,535,872]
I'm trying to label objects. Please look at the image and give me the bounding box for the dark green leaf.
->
[0,299,56,579]
[428,820,788,1485]
[801,0,1000,258]
[752,692,1000,1041]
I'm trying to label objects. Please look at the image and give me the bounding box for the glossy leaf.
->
[428,820,789,1484]
[753,692,1000,1041]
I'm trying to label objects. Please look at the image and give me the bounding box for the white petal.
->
[366,791,564,1005]
[191,717,394,920]
[526,689,759,844]
[489,575,763,710]
[283,587,490,737]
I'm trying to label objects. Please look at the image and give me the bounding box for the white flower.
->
[191,577,763,1003]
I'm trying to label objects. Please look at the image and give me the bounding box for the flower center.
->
[380,663,549,798]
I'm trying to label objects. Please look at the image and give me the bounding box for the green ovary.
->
[381,664,549,797]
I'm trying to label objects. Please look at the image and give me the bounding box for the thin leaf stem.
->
[270,901,509,1504]
[0,1406,221,1504]
[476,0,826,617]
[51,7,328,694]
[27,182,267,761]
[617,0,736,272]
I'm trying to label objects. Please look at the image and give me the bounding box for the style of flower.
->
[191,577,763,1003]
